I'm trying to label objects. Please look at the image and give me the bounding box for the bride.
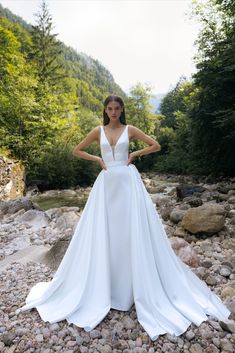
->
[18,95,231,341]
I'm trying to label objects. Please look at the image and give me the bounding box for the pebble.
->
[89,329,102,339]
[219,319,235,333]
[220,267,232,277]
[135,337,142,347]
[186,330,195,340]
[1,332,15,346]
[0,326,6,333]
[205,275,217,285]
[75,334,84,345]
[205,344,219,353]
[15,327,29,336]
[66,340,77,347]
[122,316,136,329]
[189,343,203,353]
[49,323,60,331]
[220,339,234,352]
[35,333,44,342]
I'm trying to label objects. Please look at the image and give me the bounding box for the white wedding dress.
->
[18,124,231,341]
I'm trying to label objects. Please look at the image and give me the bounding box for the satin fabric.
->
[18,124,231,341]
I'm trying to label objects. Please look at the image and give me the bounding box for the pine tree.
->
[30,0,65,85]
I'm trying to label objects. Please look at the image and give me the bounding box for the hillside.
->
[0,3,125,105]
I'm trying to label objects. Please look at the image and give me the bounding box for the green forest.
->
[0,0,234,189]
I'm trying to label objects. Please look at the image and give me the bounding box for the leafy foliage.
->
[0,3,126,188]
[155,0,235,176]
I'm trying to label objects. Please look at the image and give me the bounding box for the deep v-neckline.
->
[102,125,127,149]
[102,125,128,160]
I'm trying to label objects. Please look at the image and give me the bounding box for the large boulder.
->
[19,209,50,230]
[181,203,226,234]
[0,197,37,216]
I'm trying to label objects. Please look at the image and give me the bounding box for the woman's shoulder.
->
[92,125,103,132]
[128,124,139,132]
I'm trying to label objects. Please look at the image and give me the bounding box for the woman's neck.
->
[106,121,123,129]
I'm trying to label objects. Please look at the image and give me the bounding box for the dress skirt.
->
[18,163,231,341]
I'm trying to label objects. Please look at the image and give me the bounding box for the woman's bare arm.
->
[72,126,100,162]
[129,125,161,158]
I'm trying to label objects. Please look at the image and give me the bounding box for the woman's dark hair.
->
[103,95,126,126]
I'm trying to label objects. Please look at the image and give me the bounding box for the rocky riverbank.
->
[0,173,235,353]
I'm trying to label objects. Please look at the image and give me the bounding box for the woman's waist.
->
[105,160,128,168]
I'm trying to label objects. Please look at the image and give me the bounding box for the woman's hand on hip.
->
[97,157,107,170]
[127,152,138,165]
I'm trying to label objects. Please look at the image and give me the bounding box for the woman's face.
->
[105,101,123,122]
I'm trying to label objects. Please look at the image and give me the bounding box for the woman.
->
[18,95,230,341]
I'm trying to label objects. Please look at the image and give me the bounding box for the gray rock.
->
[220,267,232,277]
[35,333,44,342]
[89,329,102,339]
[49,323,60,331]
[219,319,235,333]
[0,197,35,215]
[122,316,136,329]
[75,335,84,345]
[2,332,15,346]
[170,209,186,223]
[15,327,29,336]
[205,274,217,285]
[185,330,195,340]
[189,343,203,353]
[220,339,234,352]
[20,209,50,230]
[200,260,213,268]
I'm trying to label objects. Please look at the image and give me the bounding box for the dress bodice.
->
[100,125,129,167]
